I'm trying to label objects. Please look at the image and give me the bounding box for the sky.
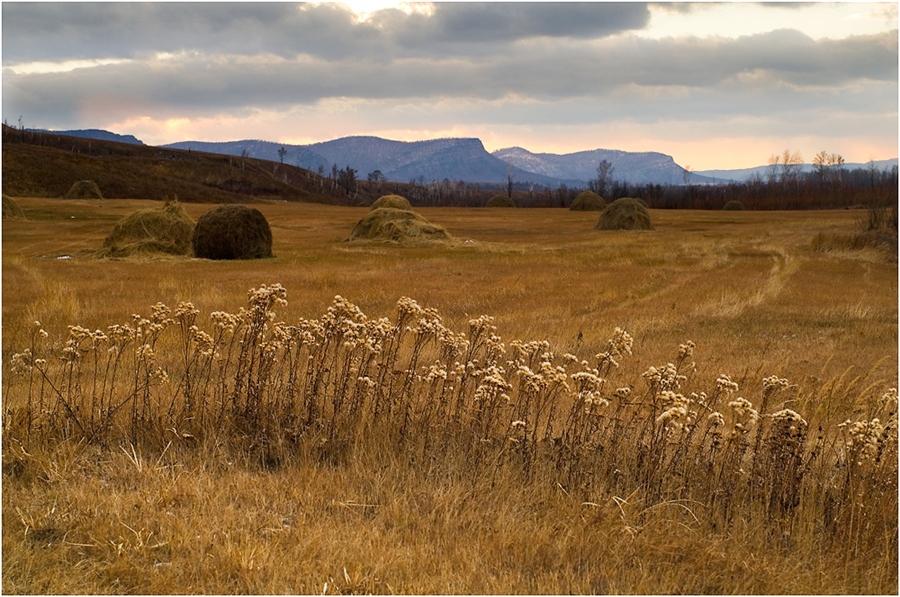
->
[2,2,897,170]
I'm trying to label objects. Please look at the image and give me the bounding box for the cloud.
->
[1,2,895,166]
[1,2,650,66]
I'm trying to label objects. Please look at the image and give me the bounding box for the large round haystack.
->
[486,194,516,208]
[595,197,653,231]
[65,180,103,199]
[193,204,273,260]
[2,194,26,219]
[570,191,606,211]
[349,207,450,242]
[723,200,745,211]
[370,194,412,211]
[96,201,194,258]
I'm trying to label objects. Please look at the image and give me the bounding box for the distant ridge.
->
[38,127,899,187]
[165,136,581,186]
[30,128,145,145]
[492,146,717,186]
[695,159,899,182]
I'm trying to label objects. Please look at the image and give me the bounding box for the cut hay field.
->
[3,197,898,594]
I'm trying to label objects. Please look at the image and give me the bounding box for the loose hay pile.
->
[65,180,103,199]
[370,194,413,211]
[595,197,654,231]
[723,200,745,211]
[570,191,606,211]
[193,204,273,260]
[96,201,194,258]
[2,194,26,219]
[486,194,516,208]
[349,207,450,243]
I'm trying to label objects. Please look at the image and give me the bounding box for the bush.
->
[2,194,26,219]
[486,195,516,208]
[96,200,194,258]
[570,191,606,211]
[723,200,745,211]
[595,197,653,230]
[370,194,412,211]
[349,207,450,242]
[192,204,273,260]
[64,180,103,199]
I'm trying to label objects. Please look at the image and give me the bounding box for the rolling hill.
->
[1,126,360,204]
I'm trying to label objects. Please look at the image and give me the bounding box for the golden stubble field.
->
[2,197,898,594]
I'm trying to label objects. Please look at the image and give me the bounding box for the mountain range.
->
[35,128,898,187]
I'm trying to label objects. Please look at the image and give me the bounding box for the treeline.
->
[381,163,899,212]
[326,159,898,212]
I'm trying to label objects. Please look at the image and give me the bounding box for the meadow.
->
[3,197,897,594]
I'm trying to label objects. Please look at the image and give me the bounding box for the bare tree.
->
[593,159,614,197]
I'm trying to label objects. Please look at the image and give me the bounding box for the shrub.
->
[192,204,273,260]
[370,194,412,211]
[723,200,745,211]
[349,207,450,242]
[96,200,195,258]
[486,195,516,208]
[570,191,606,211]
[2,194,26,219]
[595,197,653,230]
[64,180,103,199]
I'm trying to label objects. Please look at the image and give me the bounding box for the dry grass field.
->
[3,197,897,594]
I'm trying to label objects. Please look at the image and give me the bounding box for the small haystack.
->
[570,191,606,211]
[2,194,26,219]
[96,201,194,258]
[595,197,654,231]
[349,207,450,242]
[193,204,273,260]
[370,194,412,211]
[723,200,745,211]
[65,180,103,199]
[486,195,516,208]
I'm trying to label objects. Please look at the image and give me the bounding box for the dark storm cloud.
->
[386,2,650,44]
[1,2,650,64]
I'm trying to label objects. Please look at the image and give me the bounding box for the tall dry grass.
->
[3,198,897,593]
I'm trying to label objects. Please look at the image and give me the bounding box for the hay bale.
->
[370,194,412,211]
[486,194,516,208]
[595,197,653,231]
[2,194,26,219]
[349,208,450,242]
[193,204,273,260]
[570,191,606,211]
[96,201,194,258]
[65,180,103,199]
[723,200,745,211]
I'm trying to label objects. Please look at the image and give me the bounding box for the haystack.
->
[349,208,450,242]
[370,194,412,211]
[2,194,26,219]
[65,180,103,199]
[723,200,745,211]
[570,191,606,211]
[96,201,194,258]
[486,194,516,208]
[193,204,273,260]
[595,197,653,231]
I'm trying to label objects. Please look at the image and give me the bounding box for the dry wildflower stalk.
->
[5,284,897,542]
